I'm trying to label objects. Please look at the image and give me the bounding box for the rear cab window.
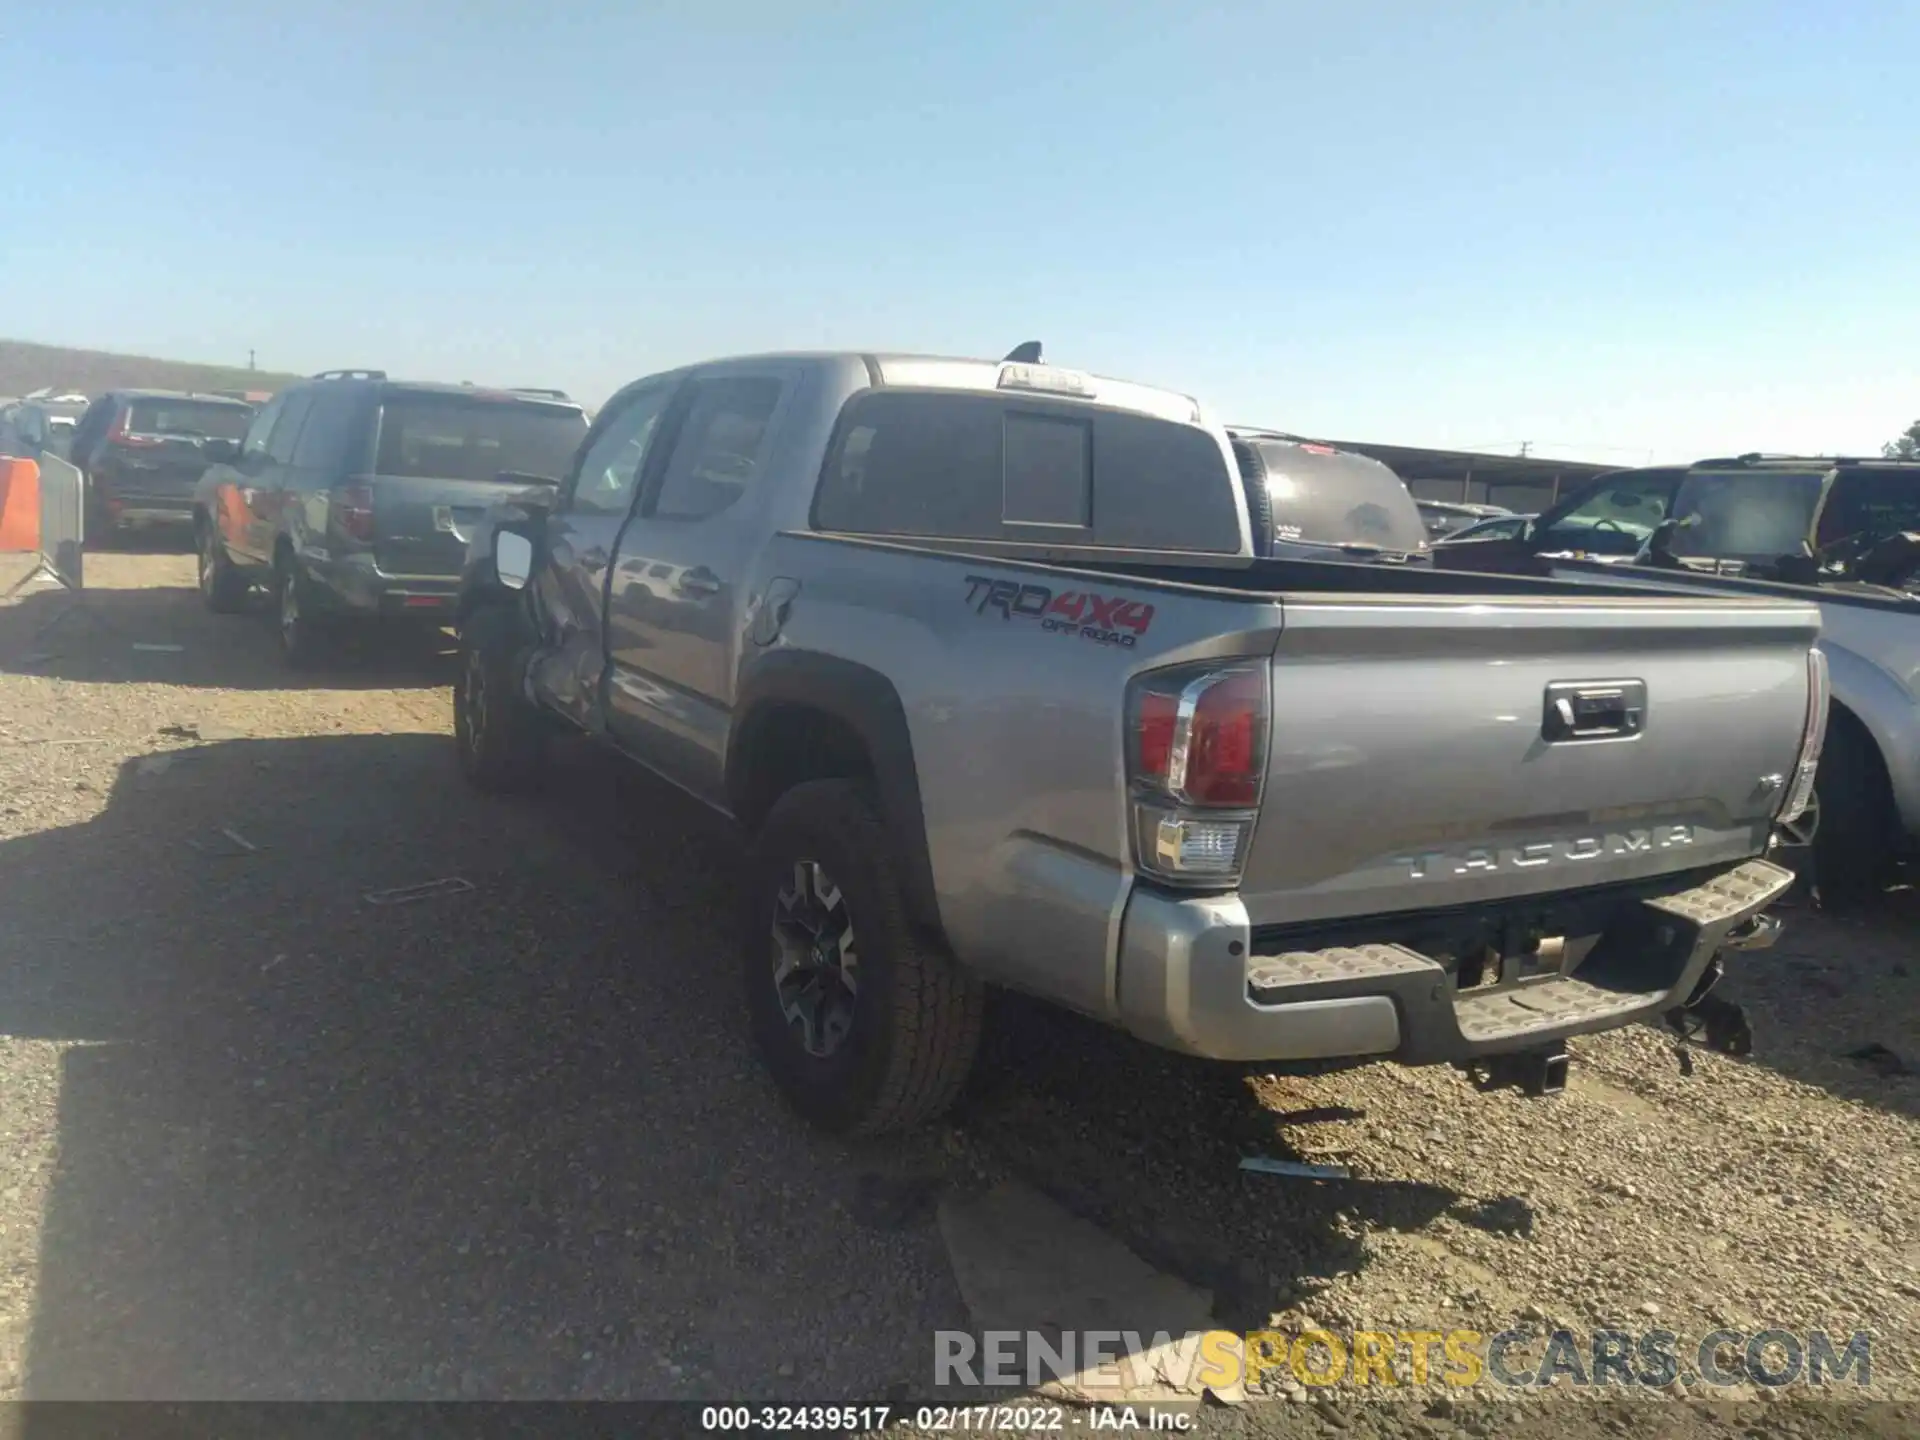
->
[373,392,589,484]
[812,390,1240,551]
[127,398,252,441]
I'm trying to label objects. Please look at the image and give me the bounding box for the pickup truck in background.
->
[1226,428,1435,566]
[455,348,1826,1135]
[1434,454,1918,906]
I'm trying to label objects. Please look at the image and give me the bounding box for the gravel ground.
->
[1,548,1915,1439]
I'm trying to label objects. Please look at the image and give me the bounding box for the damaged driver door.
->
[529,381,678,730]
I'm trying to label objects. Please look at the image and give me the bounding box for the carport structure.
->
[1311,440,1618,515]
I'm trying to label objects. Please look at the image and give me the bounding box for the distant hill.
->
[0,338,305,401]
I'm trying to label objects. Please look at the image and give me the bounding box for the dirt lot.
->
[1,549,1916,1437]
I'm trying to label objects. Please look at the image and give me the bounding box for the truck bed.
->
[775,530,1821,938]
[813,531,1811,604]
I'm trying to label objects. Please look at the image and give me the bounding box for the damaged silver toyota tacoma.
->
[453,347,1828,1134]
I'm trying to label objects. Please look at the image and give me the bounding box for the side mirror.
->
[204,437,240,462]
[494,528,534,590]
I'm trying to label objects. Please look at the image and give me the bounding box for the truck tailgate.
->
[1241,595,1820,925]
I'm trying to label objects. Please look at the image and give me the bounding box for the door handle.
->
[676,567,721,597]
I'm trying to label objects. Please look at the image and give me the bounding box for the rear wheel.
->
[274,555,332,669]
[744,779,983,1135]
[197,520,249,613]
[453,605,547,791]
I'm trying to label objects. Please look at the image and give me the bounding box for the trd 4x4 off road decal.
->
[963,574,1155,648]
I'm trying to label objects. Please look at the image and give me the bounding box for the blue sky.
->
[4,1,1916,462]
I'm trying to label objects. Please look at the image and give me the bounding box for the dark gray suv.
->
[193,370,589,666]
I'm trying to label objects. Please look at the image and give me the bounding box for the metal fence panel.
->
[35,453,85,590]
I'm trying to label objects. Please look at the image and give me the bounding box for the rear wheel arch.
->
[728,652,944,941]
[1821,701,1896,820]
[1809,700,1900,905]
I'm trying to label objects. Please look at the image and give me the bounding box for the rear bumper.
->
[90,479,197,526]
[1114,859,1794,1064]
[105,503,195,526]
[305,553,460,620]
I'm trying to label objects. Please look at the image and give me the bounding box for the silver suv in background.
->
[193,370,589,666]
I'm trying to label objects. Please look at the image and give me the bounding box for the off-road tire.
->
[453,603,547,793]
[744,779,983,1135]
[1811,717,1895,911]
[197,519,249,613]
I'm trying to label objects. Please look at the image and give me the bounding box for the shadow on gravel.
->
[0,582,454,691]
[84,527,198,556]
[0,724,1408,1403]
[954,997,1525,1332]
[1718,881,1920,1124]
[1,734,969,1400]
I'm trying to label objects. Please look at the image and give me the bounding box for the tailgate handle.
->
[1543,680,1646,742]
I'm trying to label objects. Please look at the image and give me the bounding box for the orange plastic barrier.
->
[0,458,42,552]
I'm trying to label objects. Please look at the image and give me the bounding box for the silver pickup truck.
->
[453,350,1827,1135]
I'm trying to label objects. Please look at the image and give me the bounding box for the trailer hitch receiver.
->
[1665,954,1755,1059]
[1462,1042,1569,1098]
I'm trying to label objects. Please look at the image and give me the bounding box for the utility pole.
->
[1518,441,1531,458]
[248,349,256,372]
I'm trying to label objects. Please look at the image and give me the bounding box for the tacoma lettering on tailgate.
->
[963,574,1154,648]
[1396,825,1695,879]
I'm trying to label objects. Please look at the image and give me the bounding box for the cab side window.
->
[292,389,357,477]
[239,395,284,461]
[70,397,113,457]
[649,377,784,522]
[266,393,313,466]
[565,385,675,518]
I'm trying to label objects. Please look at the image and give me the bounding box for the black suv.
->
[192,370,589,665]
[68,391,256,542]
[65,390,257,542]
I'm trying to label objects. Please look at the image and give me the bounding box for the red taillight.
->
[106,413,161,449]
[1183,670,1263,806]
[333,483,375,542]
[1134,690,1178,782]
[1126,663,1268,809]
[1126,660,1269,885]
